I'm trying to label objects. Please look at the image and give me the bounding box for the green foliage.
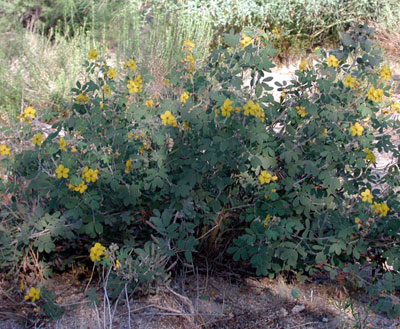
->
[1,24,400,317]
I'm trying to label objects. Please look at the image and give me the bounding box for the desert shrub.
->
[1,24,399,316]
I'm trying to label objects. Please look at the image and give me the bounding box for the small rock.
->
[279,307,288,317]
[292,304,306,314]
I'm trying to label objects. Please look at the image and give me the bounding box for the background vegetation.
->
[1,0,400,123]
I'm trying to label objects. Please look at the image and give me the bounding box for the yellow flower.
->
[355,217,361,224]
[264,215,271,227]
[366,86,384,102]
[160,110,178,127]
[55,164,70,179]
[76,93,89,105]
[104,85,111,96]
[243,100,264,120]
[127,75,143,93]
[125,159,132,173]
[114,260,121,270]
[90,242,106,262]
[88,48,99,60]
[107,67,116,80]
[379,65,392,81]
[70,182,88,194]
[240,34,253,48]
[184,54,195,72]
[372,202,390,217]
[18,106,37,122]
[364,148,376,164]
[220,98,234,117]
[272,27,280,39]
[24,287,41,302]
[59,137,67,151]
[71,147,78,153]
[164,78,170,86]
[321,128,328,135]
[391,102,400,113]
[180,91,190,104]
[259,170,272,185]
[145,99,154,108]
[350,122,364,136]
[344,75,356,88]
[33,132,44,147]
[82,167,99,183]
[124,58,137,71]
[326,54,339,68]
[299,60,311,72]
[183,40,196,52]
[296,105,308,118]
[361,188,373,203]
[184,121,190,130]
[0,144,11,156]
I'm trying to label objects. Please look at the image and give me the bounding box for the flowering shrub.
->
[1,24,400,316]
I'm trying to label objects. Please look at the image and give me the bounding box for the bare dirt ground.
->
[1,269,400,329]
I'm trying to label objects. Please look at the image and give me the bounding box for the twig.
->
[287,322,320,329]
[84,263,96,292]
[125,283,132,329]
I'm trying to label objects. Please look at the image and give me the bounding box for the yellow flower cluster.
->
[240,34,253,48]
[76,93,89,105]
[264,215,271,227]
[125,159,132,173]
[0,144,11,156]
[18,106,36,122]
[184,53,195,72]
[366,86,384,102]
[221,98,234,117]
[69,182,88,194]
[55,164,70,179]
[259,170,278,185]
[350,122,364,136]
[145,99,154,108]
[24,287,41,302]
[127,75,143,93]
[364,148,376,164]
[361,188,373,203]
[183,40,196,72]
[88,48,99,60]
[90,242,106,262]
[243,100,265,121]
[82,167,99,183]
[372,202,390,217]
[59,137,67,151]
[124,58,137,71]
[343,75,356,88]
[33,132,44,147]
[180,91,190,104]
[183,40,196,52]
[299,60,312,72]
[379,65,392,81]
[160,110,178,127]
[272,27,280,39]
[107,67,116,80]
[295,105,308,118]
[326,54,339,68]
[391,102,400,113]
[104,85,111,96]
